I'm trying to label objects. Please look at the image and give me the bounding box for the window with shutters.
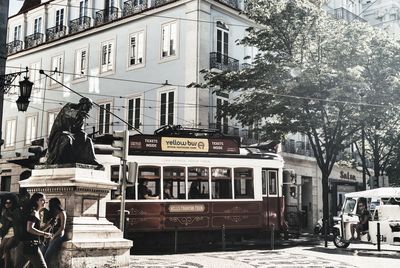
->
[161,21,177,58]
[13,25,21,41]
[101,40,114,73]
[216,97,228,134]
[5,119,17,148]
[47,111,59,136]
[55,9,64,31]
[29,61,41,93]
[75,47,88,79]
[25,115,38,145]
[98,102,112,134]
[159,90,175,126]
[129,31,145,67]
[34,17,42,34]
[50,54,63,85]
[79,0,89,19]
[216,21,229,64]
[127,96,141,130]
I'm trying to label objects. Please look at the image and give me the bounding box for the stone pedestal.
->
[19,165,132,268]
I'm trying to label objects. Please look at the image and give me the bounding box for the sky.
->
[8,0,23,16]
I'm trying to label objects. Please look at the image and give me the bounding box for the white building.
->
[2,0,258,191]
[361,0,400,35]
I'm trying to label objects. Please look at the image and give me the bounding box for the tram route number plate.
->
[168,204,206,213]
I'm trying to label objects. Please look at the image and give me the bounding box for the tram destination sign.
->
[129,135,239,154]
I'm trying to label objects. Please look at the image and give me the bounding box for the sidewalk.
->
[311,242,400,259]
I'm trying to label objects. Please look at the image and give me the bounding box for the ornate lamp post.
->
[0,67,33,153]
[16,76,33,111]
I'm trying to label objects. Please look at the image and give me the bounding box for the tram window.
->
[269,171,277,195]
[163,167,186,199]
[234,168,254,199]
[188,167,209,199]
[211,167,232,199]
[138,166,160,199]
[262,171,267,195]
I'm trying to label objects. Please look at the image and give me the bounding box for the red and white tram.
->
[97,128,287,247]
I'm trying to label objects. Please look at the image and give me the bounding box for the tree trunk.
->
[321,172,330,227]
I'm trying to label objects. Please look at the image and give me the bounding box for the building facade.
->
[2,0,259,191]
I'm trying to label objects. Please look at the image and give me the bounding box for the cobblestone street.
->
[130,242,400,268]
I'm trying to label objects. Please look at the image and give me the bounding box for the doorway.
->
[301,176,312,229]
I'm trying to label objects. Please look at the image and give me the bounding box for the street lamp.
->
[16,76,33,112]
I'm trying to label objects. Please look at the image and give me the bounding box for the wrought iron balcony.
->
[46,25,67,42]
[25,33,44,49]
[210,52,239,72]
[95,7,119,26]
[69,16,91,34]
[332,7,366,22]
[123,0,148,17]
[216,0,239,9]
[6,40,23,55]
[154,0,175,7]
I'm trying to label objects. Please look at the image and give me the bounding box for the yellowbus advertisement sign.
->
[161,137,209,152]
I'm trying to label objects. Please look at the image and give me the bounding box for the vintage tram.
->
[97,127,286,248]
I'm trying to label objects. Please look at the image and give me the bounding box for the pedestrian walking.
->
[0,198,19,267]
[42,198,66,265]
[21,193,52,268]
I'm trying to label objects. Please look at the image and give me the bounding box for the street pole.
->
[0,0,10,156]
[361,125,366,190]
[119,158,127,235]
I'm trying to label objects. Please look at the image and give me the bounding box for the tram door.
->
[262,169,278,228]
[261,169,278,196]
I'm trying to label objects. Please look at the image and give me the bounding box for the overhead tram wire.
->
[6,65,186,88]
[38,69,143,134]
[7,65,397,109]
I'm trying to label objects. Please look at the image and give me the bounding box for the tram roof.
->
[94,144,282,160]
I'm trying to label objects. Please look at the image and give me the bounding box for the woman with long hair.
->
[22,192,52,268]
[43,198,66,265]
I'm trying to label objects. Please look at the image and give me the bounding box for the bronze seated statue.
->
[46,97,102,167]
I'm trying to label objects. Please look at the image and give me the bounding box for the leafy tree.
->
[199,0,389,225]
[351,31,400,187]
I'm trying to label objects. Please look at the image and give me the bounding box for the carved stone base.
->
[19,166,132,268]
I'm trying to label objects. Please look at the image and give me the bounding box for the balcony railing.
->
[216,0,239,9]
[95,7,119,26]
[210,52,239,72]
[154,0,175,7]
[46,25,67,42]
[123,0,148,17]
[281,140,314,157]
[332,7,366,22]
[6,40,23,55]
[69,16,91,34]
[25,33,44,49]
